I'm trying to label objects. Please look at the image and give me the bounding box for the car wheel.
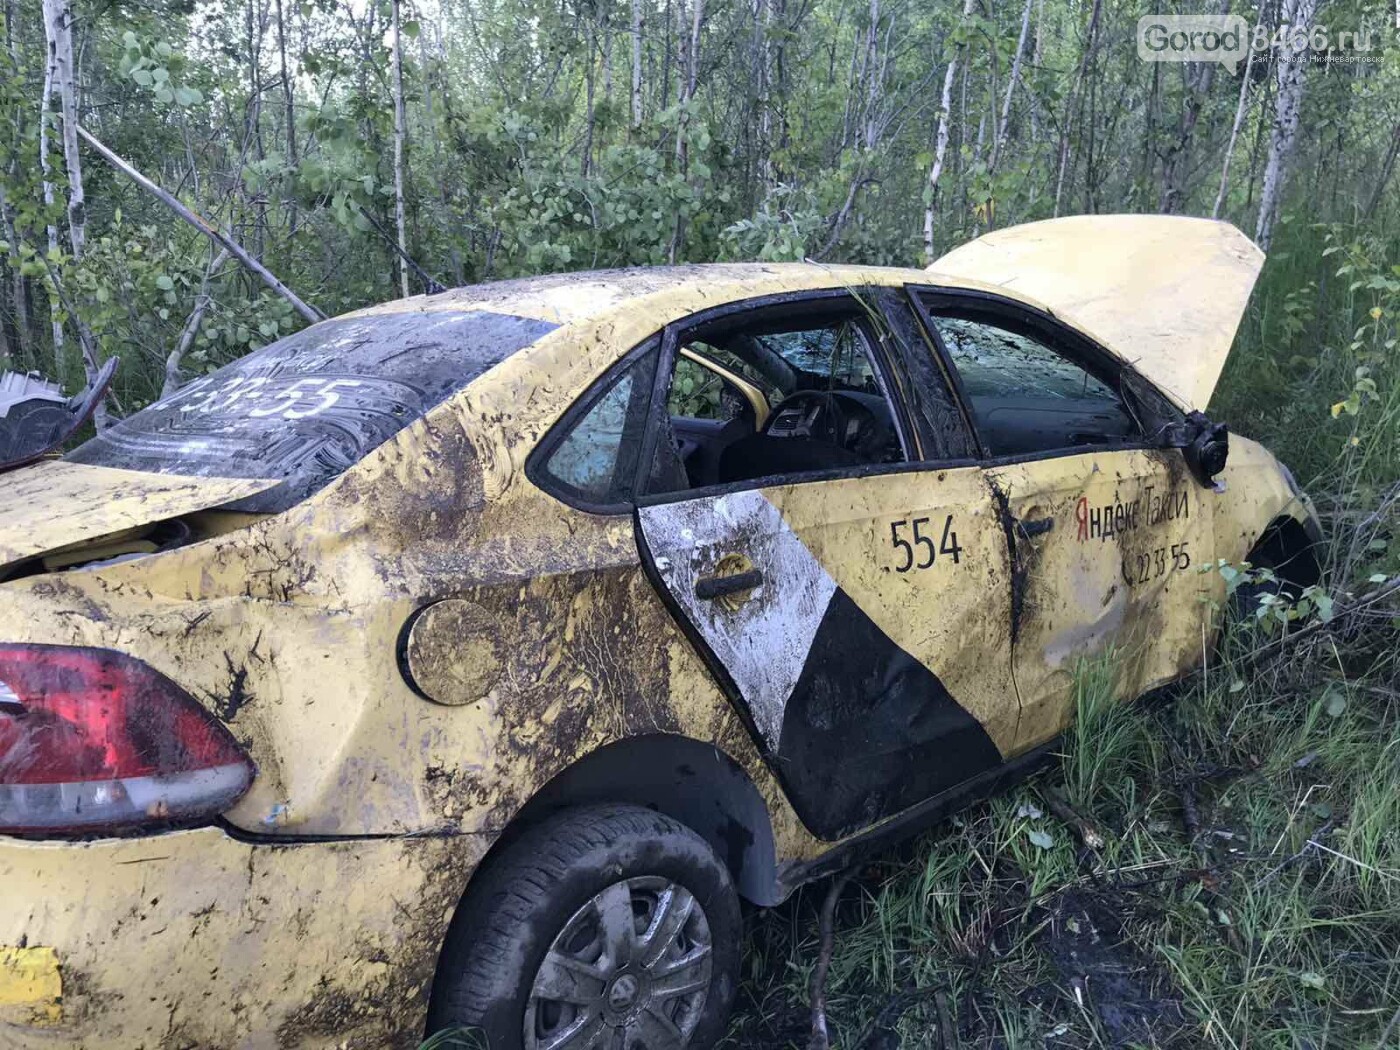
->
[426,804,742,1050]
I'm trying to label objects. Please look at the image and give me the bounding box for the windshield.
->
[69,309,558,512]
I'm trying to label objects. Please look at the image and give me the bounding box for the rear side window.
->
[69,310,557,512]
[534,345,660,508]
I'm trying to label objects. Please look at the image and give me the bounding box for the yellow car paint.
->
[0,236,1318,1047]
[0,461,277,570]
[0,946,62,1028]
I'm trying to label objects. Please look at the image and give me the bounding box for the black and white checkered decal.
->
[638,488,1003,839]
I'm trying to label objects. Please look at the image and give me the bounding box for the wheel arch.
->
[487,733,781,907]
[1246,513,1323,589]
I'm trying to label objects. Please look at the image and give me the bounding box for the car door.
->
[911,289,1217,753]
[632,291,1019,841]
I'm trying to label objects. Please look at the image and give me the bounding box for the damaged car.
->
[0,215,1320,1049]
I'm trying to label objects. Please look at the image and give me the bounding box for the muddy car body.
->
[0,216,1319,1048]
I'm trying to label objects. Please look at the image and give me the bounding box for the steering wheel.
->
[762,390,893,460]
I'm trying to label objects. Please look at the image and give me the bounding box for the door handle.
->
[695,569,764,600]
[1018,517,1054,538]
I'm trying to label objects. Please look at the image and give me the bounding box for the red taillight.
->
[0,644,254,835]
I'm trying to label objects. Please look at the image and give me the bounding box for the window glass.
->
[756,320,880,393]
[539,347,658,506]
[69,310,558,513]
[931,314,1138,456]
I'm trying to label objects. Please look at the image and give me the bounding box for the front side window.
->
[929,313,1139,456]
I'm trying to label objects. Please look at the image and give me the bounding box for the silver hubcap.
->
[524,876,713,1050]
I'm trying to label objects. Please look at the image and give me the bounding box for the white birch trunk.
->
[1212,33,1257,219]
[391,0,410,298]
[1255,0,1316,250]
[990,0,1033,174]
[922,0,974,263]
[38,13,65,371]
[43,0,84,258]
[631,0,644,129]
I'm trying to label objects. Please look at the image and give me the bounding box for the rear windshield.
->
[69,309,557,512]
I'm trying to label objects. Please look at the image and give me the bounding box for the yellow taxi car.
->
[0,216,1319,1049]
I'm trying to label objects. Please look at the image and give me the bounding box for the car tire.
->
[426,804,742,1050]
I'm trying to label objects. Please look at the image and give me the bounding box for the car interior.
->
[533,294,1162,509]
[659,310,908,491]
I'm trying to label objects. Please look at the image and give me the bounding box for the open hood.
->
[0,461,278,571]
[928,215,1264,411]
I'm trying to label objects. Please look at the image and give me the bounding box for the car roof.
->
[347,262,1001,327]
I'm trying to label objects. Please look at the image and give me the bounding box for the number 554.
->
[890,515,962,573]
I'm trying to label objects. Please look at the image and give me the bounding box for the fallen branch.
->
[1238,575,1400,668]
[808,867,855,1050]
[1042,787,1106,850]
[163,247,229,397]
[77,125,325,324]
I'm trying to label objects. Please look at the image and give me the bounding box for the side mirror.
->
[1182,410,1229,487]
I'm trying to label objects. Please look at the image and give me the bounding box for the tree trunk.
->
[391,0,410,297]
[990,0,1032,176]
[38,4,66,376]
[43,0,108,424]
[79,126,325,323]
[42,0,84,259]
[1212,34,1257,219]
[668,0,703,263]
[163,248,229,397]
[1159,59,1216,213]
[274,0,298,234]
[922,0,975,263]
[1363,119,1400,220]
[631,0,644,129]
[1052,0,1102,216]
[1255,0,1317,250]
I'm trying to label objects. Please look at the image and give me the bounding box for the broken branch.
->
[808,867,855,1050]
[1042,787,1106,850]
[76,126,325,325]
[163,247,230,397]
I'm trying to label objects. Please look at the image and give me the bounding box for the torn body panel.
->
[0,461,277,571]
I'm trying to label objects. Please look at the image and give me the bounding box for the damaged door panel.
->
[988,450,1216,749]
[638,469,1015,840]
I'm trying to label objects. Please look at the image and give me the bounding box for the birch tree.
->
[923,0,976,262]
[1212,32,1258,219]
[1255,0,1318,250]
[391,0,410,298]
[41,0,107,428]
